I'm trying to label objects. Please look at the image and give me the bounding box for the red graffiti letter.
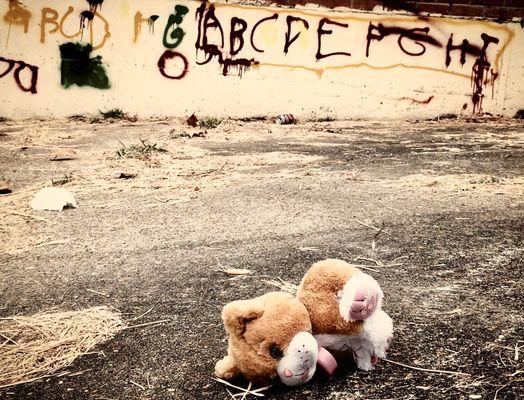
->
[158,50,188,80]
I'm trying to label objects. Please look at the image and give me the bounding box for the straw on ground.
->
[0,306,125,389]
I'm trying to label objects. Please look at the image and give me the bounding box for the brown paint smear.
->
[3,0,31,47]
[399,95,434,104]
[133,11,149,43]
[40,6,110,50]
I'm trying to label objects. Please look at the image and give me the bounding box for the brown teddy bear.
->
[215,259,393,386]
[214,291,338,386]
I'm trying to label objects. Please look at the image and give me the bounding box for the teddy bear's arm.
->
[215,349,241,379]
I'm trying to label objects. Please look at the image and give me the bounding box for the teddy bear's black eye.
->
[270,344,283,359]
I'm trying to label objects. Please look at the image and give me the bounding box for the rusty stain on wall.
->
[3,0,31,47]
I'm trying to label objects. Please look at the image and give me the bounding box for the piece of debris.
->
[239,116,266,122]
[221,268,251,276]
[430,113,457,121]
[67,115,87,122]
[169,129,206,139]
[184,131,206,138]
[275,114,295,125]
[382,358,470,377]
[0,179,12,194]
[186,113,198,127]
[0,307,125,389]
[114,172,136,179]
[129,380,146,391]
[124,114,138,123]
[51,174,72,186]
[212,378,271,398]
[513,109,523,119]
[298,246,320,252]
[30,187,78,211]
[36,239,71,247]
[50,149,76,161]
[86,288,109,297]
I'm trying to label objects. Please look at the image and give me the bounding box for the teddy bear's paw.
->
[339,273,383,322]
[215,356,239,379]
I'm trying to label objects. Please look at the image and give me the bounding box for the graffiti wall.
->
[0,0,523,119]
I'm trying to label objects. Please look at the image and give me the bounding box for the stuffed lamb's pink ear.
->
[222,298,264,337]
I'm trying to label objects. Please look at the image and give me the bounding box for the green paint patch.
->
[59,42,110,90]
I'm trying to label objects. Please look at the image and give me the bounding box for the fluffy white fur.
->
[315,309,393,371]
[338,272,384,323]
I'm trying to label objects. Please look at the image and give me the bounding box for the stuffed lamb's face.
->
[216,292,336,386]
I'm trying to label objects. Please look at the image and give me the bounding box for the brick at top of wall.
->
[471,0,506,6]
[505,0,524,7]
[353,0,524,18]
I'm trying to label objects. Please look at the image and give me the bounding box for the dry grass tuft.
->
[263,278,298,295]
[0,306,125,389]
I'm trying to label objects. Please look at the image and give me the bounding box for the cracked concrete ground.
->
[0,117,523,399]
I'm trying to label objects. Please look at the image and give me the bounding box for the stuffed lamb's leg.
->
[338,272,384,322]
[354,309,393,370]
[316,309,393,371]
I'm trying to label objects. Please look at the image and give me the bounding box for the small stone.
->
[50,149,76,161]
[0,179,12,194]
[186,113,198,127]
[114,172,136,179]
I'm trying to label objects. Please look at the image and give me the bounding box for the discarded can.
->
[275,114,295,125]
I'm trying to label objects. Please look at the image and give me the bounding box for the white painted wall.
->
[0,0,523,119]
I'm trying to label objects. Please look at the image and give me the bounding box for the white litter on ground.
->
[30,187,78,211]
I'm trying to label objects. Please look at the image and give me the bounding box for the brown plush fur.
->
[216,292,312,384]
[298,259,364,335]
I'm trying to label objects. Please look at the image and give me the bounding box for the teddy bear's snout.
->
[276,331,318,386]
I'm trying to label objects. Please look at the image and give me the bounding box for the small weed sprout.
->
[116,138,166,158]
[469,176,502,184]
[100,109,125,119]
[198,117,222,130]
[316,115,335,122]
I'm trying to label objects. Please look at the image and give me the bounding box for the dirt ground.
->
[0,116,523,400]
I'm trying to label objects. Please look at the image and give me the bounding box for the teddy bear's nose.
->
[284,369,293,377]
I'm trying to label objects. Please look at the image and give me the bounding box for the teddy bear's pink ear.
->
[222,298,264,337]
